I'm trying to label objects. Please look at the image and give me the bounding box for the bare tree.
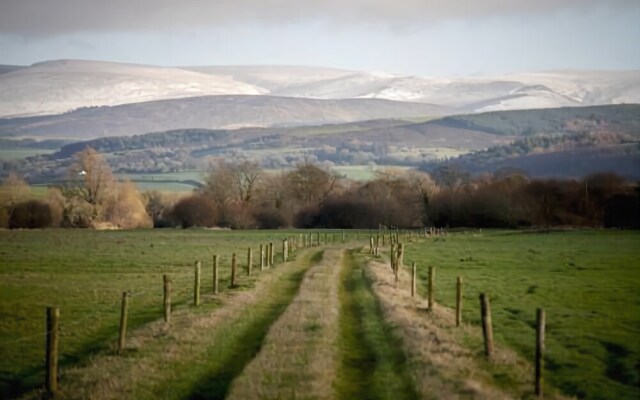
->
[202,160,262,228]
[65,147,116,223]
[286,163,339,207]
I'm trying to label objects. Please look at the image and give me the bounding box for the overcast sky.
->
[0,0,638,76]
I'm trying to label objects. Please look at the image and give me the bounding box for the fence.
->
[369,226,546,398]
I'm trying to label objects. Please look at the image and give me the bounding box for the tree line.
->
[1,148,638,230]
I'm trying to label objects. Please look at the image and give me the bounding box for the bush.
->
[170,195,217,228]
[9,200,54,229]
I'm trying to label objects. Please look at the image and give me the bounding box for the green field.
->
[0,229,638,399]
[403,230,640,400]
[115,171,205,192]
[0,229,342,397]
[0,148,55,161]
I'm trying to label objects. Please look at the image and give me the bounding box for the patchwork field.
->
[0,229,637,399]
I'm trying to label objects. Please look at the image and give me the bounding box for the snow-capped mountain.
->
[0,60,265,117]
[0,59,638,118]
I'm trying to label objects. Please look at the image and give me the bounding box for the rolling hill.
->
[0,95,450,140]
[0,60,638,120]
[6,104,639,184]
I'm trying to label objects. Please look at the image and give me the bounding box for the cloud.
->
[0,0,636,36]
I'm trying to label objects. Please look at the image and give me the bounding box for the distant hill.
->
[418,105,640,180]
[4,104,640,182]
[0,65,25,75]
[426,143,640,180]
[437,104,640,137]
[0,95,450,140]
[0,60,264,118]
[1,60,638,118]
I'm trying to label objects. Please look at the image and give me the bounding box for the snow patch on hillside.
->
[1,60,638,117]
[0,60,266,117]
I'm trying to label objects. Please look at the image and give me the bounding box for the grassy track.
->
[335,249,418,400]
[227,248,341,399]
[403,230,640,400]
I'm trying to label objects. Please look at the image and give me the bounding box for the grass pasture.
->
[403,230,640,400]
[0,148,55,161]
[0,228,638,399]
[0,229,309,398]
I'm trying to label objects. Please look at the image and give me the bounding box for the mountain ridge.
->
[1,59,638,118]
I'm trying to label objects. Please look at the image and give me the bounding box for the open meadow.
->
[0,228,638,399]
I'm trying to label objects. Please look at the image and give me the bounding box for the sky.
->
[0,0,638,76]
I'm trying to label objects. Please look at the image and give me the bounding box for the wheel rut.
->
[335,249,418,400]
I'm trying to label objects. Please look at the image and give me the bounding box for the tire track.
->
[335,249,418,400]
[226,248,342,399]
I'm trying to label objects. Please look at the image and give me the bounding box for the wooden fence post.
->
[247,247,253,276]
[118,292,129,354]
[45,306,60,397]
[283,239,288,263]
[390,243,397,270]
[480,293,494,357]
[411,262,416,297]
[428,266,435,311]
[194,261,201,306]
[163,274,171,323]
[269,242,274,266]
[536,308,545,397]
[397,243,404,270]
[369,236,374,254]
[342,231,346,243]
[456,277,463,327]
[231,253,237,287]
[259,245,264,270]
[213,255,219,294]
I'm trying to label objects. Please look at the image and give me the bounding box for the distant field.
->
[404,230,640,400]
[0,148,54,161]
[115,171,205,192]
[332,165,413,181]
